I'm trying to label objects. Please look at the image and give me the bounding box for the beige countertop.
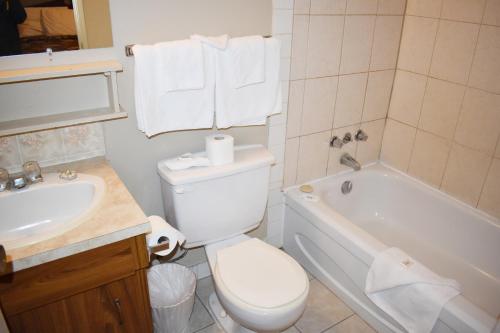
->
[5,157,151,272]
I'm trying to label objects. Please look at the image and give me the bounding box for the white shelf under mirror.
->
[0,60,126,137]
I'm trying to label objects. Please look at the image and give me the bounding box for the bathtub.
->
[283,163,500,333]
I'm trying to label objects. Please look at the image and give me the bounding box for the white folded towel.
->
[190,34,229,50]
[215,37,282,128]
[133,42,215,137]
[154,39,204,92]
[365,248,461,333]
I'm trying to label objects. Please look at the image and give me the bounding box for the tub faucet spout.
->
[340,153,361,171]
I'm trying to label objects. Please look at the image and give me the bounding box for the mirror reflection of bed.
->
[17,0,112,55]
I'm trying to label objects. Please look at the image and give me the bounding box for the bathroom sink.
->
[0,173,105,250]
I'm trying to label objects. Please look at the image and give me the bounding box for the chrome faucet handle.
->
[355,129,368,141]
[23,161,43,184]
[330,136,344,148]
[0,168,9,192]
[342,132,352,144]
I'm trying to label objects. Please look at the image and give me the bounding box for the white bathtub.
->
[283,163,500,333]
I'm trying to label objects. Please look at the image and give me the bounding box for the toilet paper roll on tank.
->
[146,215,186,256]
[163,134,235,170]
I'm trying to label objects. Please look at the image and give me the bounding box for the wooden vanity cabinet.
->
[0,235,153,333]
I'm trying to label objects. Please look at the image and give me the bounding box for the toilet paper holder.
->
[149,236,170,253]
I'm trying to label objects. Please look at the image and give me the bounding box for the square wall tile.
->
[478,158,500,219]
[406,0,443,18]
[398,16,439,75]
[363,70,395,122]
[328,125,359,175]
[0,136,21,171]
[370,16,404,71]
[483,0,500,26]
[346,0,378,14]
[339,15,376,75]
[62,123,105,158]
[356,119,386,165]
[408,130,451,187]
[273,0,294,9]
[429,21,479,84]
[441,0,486,23]
[284,137,300,187]
[388,70,427,127]
[18,129,65,165]
[380,119,417,171]
[269,143,285,164]
[301,76,338,135]
[306,15,344,78]
[418,78,465,140]
[334,73,368,128]
[273,9,294,34]
[310,0,347,14]
[290,15,309,80]
[441,144,491,206]
[286,80,305,138]
[296,131,331,183]
[295,0,311,14]
[454,88,500,155]
[268,124,287,146]
[469,25,500,94]
[377,0,406,14]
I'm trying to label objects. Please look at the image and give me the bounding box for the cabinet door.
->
[7,270,152,333]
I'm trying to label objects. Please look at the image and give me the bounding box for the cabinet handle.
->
[113,298,124,325]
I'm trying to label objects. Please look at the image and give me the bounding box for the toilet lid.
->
[215,238,308,309]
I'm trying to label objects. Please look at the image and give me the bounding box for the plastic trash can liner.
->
[148,263,196,333]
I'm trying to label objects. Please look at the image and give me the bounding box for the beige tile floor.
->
[188,268,377,333]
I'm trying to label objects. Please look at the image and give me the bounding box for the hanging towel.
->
[226,35,265,88]
[365,248,461,333]
[190,34,229,50]
[215,37,282,128]
[133,42,215,137]
[154,39,204,93]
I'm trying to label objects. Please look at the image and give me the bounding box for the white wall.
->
[0,0,273,217]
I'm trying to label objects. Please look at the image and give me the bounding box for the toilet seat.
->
[214,238,308,309]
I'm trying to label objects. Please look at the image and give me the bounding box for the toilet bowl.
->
[205,235,309,332]
[158,145,310,332]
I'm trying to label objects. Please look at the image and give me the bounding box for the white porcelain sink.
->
[0,173,105,250]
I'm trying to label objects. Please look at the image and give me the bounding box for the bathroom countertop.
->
[5,157,151,273]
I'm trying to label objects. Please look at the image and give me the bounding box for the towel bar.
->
[124,35,272,57]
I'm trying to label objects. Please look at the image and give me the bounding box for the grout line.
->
[290,67,402,82]
[319,314,355,333]
[475,154,495,208]
[405,14,500,28]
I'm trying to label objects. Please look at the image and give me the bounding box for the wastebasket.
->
[147,263,197,333]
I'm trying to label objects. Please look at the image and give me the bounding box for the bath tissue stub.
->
[205,134,234,166]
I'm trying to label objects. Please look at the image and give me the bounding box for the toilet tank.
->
[157,145,275,248]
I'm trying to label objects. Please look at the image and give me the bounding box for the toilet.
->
[158,145,309,333]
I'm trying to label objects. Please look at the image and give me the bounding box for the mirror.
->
[0,0,113,57]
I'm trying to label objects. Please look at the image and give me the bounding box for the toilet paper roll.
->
[146,215,186,257]
[205,134,234,166]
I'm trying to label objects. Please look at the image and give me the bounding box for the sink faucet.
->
[340,153,361,171]
[0,161,43,192]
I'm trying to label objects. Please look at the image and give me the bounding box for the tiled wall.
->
[0,123,106,173]
[283,0,405,189]
[266,0,294,247]
[380,0,500,219]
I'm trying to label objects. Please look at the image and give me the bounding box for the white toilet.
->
[158,145,309,333]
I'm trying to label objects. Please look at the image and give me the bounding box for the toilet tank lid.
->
[157,145,275,186]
